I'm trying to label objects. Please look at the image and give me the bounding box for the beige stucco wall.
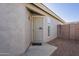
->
[48,17,57,40]
[0,3,31,55]
[0,3,64,55]
[44,17,61,42]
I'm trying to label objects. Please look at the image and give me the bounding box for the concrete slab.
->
[24,43,57,56]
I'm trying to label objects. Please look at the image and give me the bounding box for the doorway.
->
[32,16,44,43]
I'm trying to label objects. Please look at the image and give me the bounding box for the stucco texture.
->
[0,3,31,55]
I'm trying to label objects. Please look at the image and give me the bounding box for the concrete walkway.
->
[24,43,57,56]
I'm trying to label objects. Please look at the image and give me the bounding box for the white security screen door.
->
[32,16,44,43]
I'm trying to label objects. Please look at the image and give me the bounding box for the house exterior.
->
[0,3,65,55]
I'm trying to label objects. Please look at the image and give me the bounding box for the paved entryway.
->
[24,43,57,56]
[48,38,79,56]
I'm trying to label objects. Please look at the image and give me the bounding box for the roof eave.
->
[33,3,65,23]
